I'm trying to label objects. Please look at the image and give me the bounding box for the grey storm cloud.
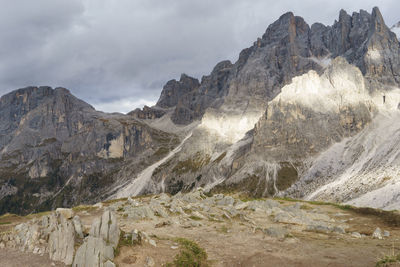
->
[1,0,399,113]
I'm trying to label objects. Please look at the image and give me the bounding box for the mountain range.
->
[1,7,400,215]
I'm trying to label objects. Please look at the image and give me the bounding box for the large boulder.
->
[48,216,75,265]
[89,209,120,247]
[72,236,114,267]
[74,209,120,267]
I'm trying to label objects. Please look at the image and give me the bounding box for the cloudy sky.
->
[1,0,399,113]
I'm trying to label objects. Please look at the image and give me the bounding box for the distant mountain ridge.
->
[1,7,400,214]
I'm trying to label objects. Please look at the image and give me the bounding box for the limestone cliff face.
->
[0,86,178,215]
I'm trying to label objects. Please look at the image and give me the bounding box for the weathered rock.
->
[145,256,155,267]
[48,216,75,265]
[351,232,362,238]
[372,227,383,239]
[383,230,390,237]
[306,224,332,234]
[157,74,200,109]
[264,226,288,239]
[56,208,74,219]
[89,209,120,247]
[128,105,165,120]
[72,236,114,267]
[332,226,346,234]
[73,210,120,267]
[124,205,155,220]
[216,196,235,206]
[149,239,157,247]
[104,260,116,267]
[73,215,84,238]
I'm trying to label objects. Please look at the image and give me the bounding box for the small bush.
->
[167,238,209,267]
[376,253,400,267]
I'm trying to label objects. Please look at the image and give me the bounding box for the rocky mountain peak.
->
[156,74,200,108]
[261,11,309,48]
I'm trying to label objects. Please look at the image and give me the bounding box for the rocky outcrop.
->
[48,214,75,264]
[73,209,120,267]
[170,61,233,124]
[0,208,78,265]
[88,209,120,247]
[128,105,166,120]
[157,74,200,108]
[0,208,120,266]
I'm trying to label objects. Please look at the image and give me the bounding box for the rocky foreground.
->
[0,190,399,266]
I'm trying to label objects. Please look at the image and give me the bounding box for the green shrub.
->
[167,238,209,267]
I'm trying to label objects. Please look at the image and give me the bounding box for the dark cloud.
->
[1,0,399,113]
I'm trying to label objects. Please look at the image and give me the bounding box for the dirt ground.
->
[114,201,400,267]
[0,248,65,267]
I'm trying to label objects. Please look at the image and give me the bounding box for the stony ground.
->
[0,190,400,266]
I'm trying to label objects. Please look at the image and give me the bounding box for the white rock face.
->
[73,236,114,267]
[11,211,78,265]
[73,215,84,238]
[73,209,120,267]
[48,217,75,265]
[56,208,74,219]
[199,111,262,143]
[272,57,369,114]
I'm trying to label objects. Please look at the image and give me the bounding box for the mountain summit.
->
[1,7,400,214]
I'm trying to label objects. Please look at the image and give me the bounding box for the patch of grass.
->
[25,211,52,219]
[189,215,202,221]
[183,208,193,214]
[218,225,229,233]
[72,205,97,212]
[380,176,392,184]
[0,222,11,225]
[172,152,211,175]
[167,238,209,267]
[0,213,19,219]
[300,204,313,210]
[239,196,265,202]
[376,253,400,267]
[102,198,127,204]
[115,230,140,256]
